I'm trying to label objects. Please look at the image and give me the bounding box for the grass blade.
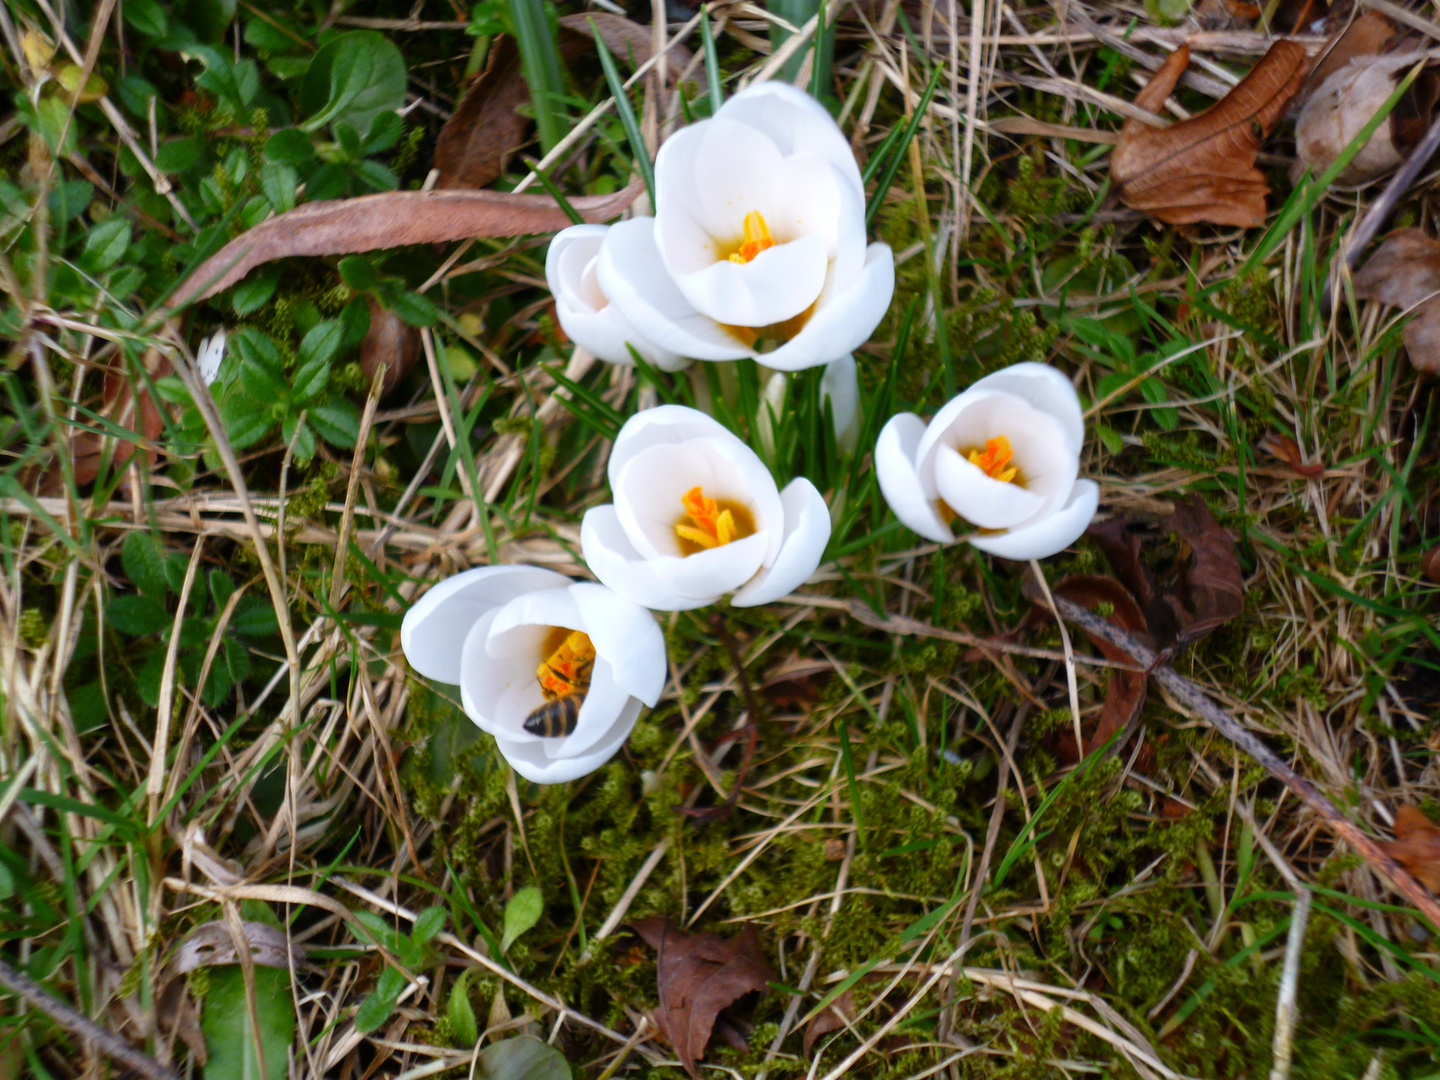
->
[507,0,567,153]
[592,20,656,207]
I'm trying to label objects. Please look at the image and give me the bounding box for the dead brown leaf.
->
[1354,227,1440,373]
[1046,575,1149,762]
[1087,498,1245,649]
[1167,497,1246,642]
[169,180,643,308]
[1110,41,1309,226]
[1381,805,1440,892]
[1423,546,1440,583]
[802,990,854,1057]
[1305,10,1396,93]
[358,297,420,398]
[1256,431,1325,477]
[629,918,773,1079]
[436,15,695,190]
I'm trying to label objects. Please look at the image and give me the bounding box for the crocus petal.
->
[612,435,782,563]
[875,413,952,543]
[715,81,864,199]
[820,354,861,453]
[969,480,1099,561]
[547,224,686,370]
[582,505,704,611]
[968,361,1084,455]
[608,403,738,483]
[933,444,1045,530]
[457,610,545,745]
[733,478,831,606]
[673,233,829,328]
[757,242,895,371]
[401,565,570,683]
[571,582,667,706]
[640,532,769,605]
[656,119,785,264]
[599,218,753,361]
[197,329,226,385]
[493,697,640,784]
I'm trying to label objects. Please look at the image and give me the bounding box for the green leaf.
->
[263,129,315,165]
[355,967,406,1033]
[107,594,171,636]
[202,965,295,1080]
[209,568,236,609]
[83,218,131,272]
[592,27,653,208]
[231,272,279,316]
[156,136,206,174]
[353,910,396,948]
[219,394,274,452]
[231,597,279,637]
[280,415,316,463]
[124,0,169,37]
[477,1036,570,1080]
[413,906,447,945]
[390,290,438,327]
[298,320,344,369]
[446,969,478,1047]
[122,532,169,598]
[260,162,298,214]
[300,32,407,137]
[309,399,361,448]
[0,861,15,901]
[506,0,566,153]
[500,887,542,953]
[291,355,331,404]
[231,328,284,373]
[338,256,377,293]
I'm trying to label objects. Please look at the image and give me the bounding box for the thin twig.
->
[0,955,183,1080]
[1037,592,1440,929]
[676,614,762,823]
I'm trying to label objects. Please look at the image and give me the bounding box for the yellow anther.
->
[674,486,755,555]
[967,435,1019,484]
[727,211,776,264]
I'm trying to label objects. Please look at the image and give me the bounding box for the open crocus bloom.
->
[545,224,687,371]
[401,566,666,784]
[596,82,894,372]
[875,362,1099,561]
[581,405,831,609]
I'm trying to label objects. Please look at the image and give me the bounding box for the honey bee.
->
[523,690,584,737]
[524,631,594,738]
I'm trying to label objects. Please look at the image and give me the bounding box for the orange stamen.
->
[727,211,776,264]
[675,486,739,551]
[967,435,1019,484]
[536,630,595,699]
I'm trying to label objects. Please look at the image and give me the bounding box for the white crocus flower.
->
[821,353,862,453]
[401,566,666,784]
[595,82,894,373]
[875,362,1099,561]
[581,405,831,610]
[545,224,688,371]
[196,329,227,385]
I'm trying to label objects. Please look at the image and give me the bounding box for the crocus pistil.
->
[968,435,1019,484]
[675,486,754,553]
[728,211,777,265]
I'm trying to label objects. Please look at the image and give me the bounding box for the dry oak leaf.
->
[1381,805,1440,892]
[629,917,774,1079]
[802,989,855,1057]
[1303,10,1397,94]
[358,296,420,399]
[436,15,695,190]
[169,180,643,308]
[1167,497,1246,642]
[1110,41,1309,226]
[1354,226,1440,373]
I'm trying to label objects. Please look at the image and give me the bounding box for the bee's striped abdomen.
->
[523,692,583,737]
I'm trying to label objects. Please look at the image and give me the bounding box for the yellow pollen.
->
[674,486,758,555]
[536,630,595,700]
[727,211,776,264]
[967,435,1019,484]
